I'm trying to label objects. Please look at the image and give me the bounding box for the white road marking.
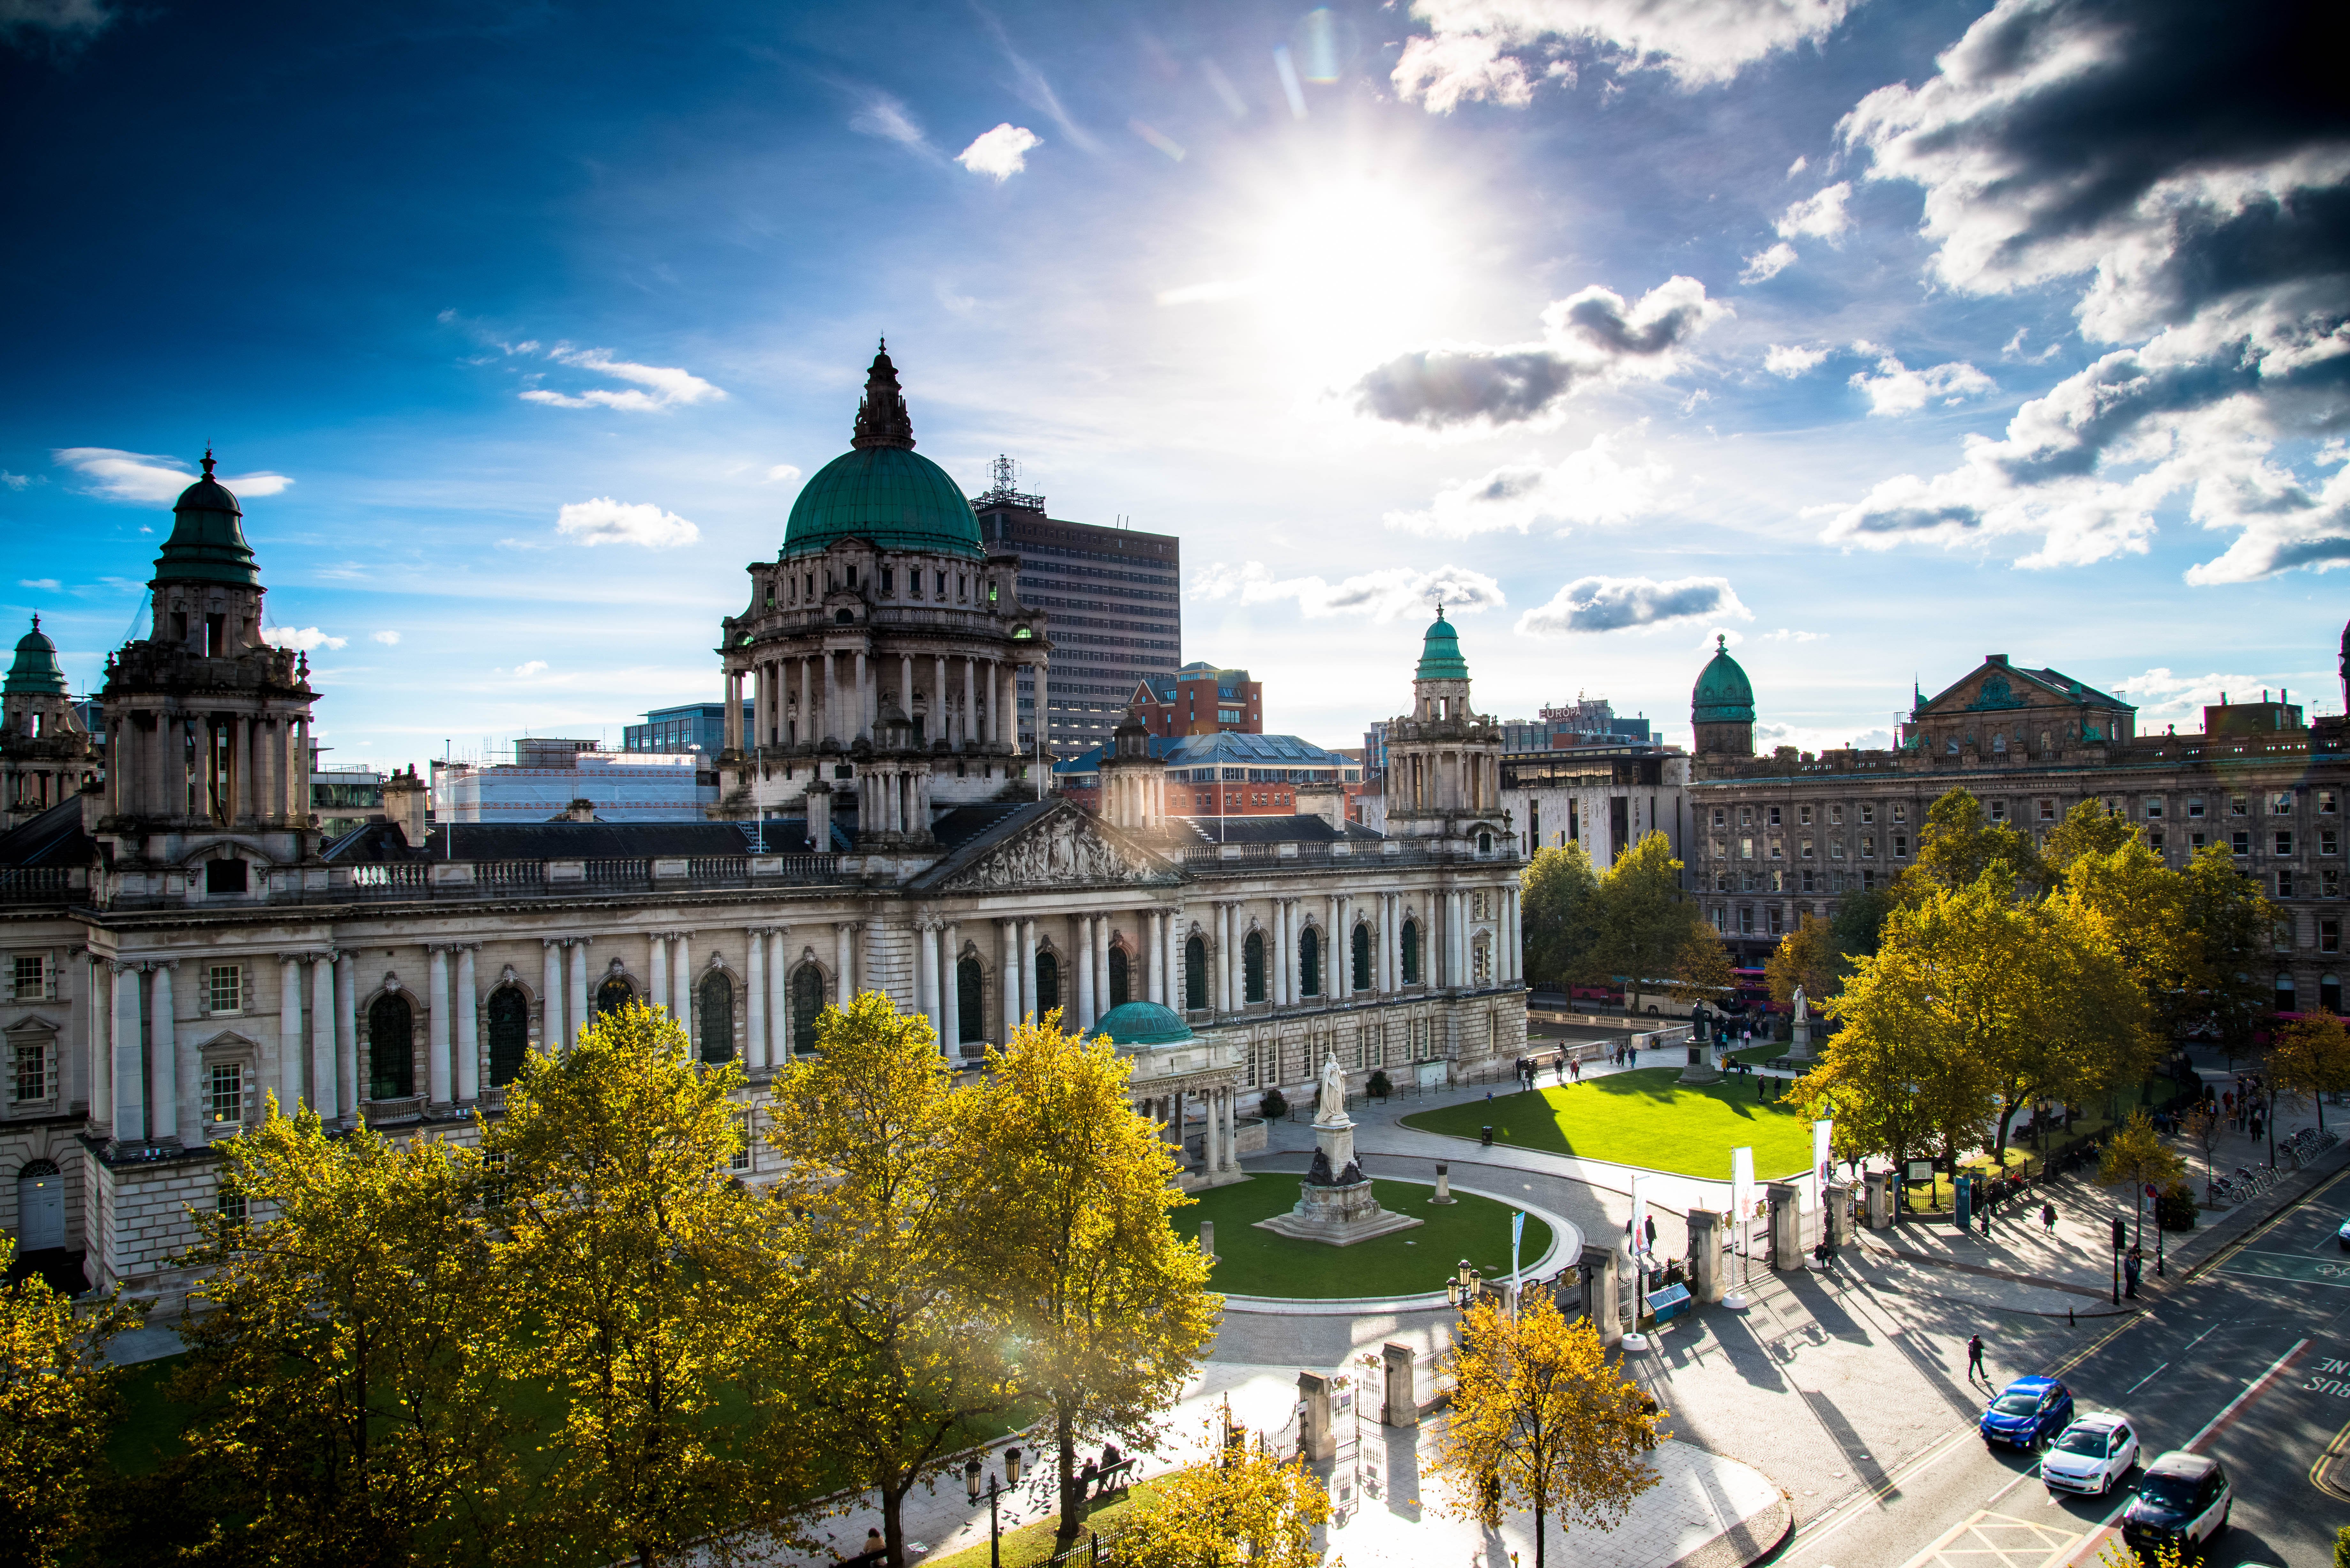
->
[2122,1360,2169,1395]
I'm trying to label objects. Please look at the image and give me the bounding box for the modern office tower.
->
[970,457,1179,761]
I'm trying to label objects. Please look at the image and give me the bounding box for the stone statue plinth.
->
[1676,1037,1722,1085]
[1254,1053,1424,1247]
[1787,987,1816,1063]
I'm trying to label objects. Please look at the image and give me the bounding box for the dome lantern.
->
[780,345,986,561]
[1691,634,1756,757]
[4,615,69,697]
[151,449,262,589]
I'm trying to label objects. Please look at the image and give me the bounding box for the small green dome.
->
[1414,610,1469,681]
[152,451,261,589]
[1095,1000,1194,1047]
[1692,635,1755,724]
[4,616,67,697]
[780,344,985,561]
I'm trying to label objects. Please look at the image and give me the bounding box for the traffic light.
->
[2110,1217,2126,1251]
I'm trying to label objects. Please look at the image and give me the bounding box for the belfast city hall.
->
[0,348,1528,1301]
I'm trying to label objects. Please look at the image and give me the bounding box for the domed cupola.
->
[781,343,987,561]
[1095,1000,1194,1048]
[4,615,68,697]
[1691,634,1756,757]
[1415,611,1470,682]
[152,450,262,589]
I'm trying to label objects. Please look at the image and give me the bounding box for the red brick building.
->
[1132,662,1262,737]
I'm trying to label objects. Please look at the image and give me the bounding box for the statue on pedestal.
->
[1316,1052,1348,1125]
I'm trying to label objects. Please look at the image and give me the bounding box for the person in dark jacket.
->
[1966,1333,1987,1383]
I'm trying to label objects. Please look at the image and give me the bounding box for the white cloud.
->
[1382,433,1670,537]
[18,578,60,591]
[1774,182,1853,241]
[1517,574,1750,636]
[54,447,293,503]
[0,471,29,490]
[1187,561,1504,622]
[495,537,551,552]
[1847,354,1995,415]
[955,123,1041,181]
[512,660,549,679]
[1,0,112,44]
[520,345,723,412]
[1764,343,1829,377]
[554,497,701,550]
[369,629,401,645]
[1739,243,1798,283]
[1392,0,1863,109]
[1786,155,1808,178]
[764,464,802,485]
[262,626,346,652]
[848,90,930,152]
[1761,628,1827,642]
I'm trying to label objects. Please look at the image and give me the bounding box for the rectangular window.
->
[2321,788,2339,815]
[8,954,49,1002]
[209,1063,243,1124]
[2279,870,2297,898]
[1768,806,1782,827]
[1798,805,1813,825]
[1768,906,1785,936]
[1830,838,1845,860]
[1800,869,1816,893]
[1739,836,1755,860]
[1738,907,1754,934]
[2232,831,2252,857]
[1710,907,1725,932]
[1711,807,1725,827]
[2323,918,2341,954]
[2274,792,2295,815]
[2230,795,2248,816]
[1769,838,1784,860]
[2276,831,2294,856]
[2326,868,2343,898]
[1800,837,1815,859]
[217,1189,247,1226]
[2038,800,2057,822]
[2151,831,2165,853]
[731,1113,752,1172]
[1861,835,1877,858]
[2191,831,2207,852]
[208,964,242,1014]
[2187,798,2206,819]
[1892,803,1908,823]
[1894,834,1910,857]
[2274,918,2294,953]
[1861,870,1877,891]
[1740,806,1754,827]
[12,1039,49,1103]
[2323,829,2339,856]
[1830,805,1844,825]
[2143,798,2164,819]
[1988,799,2006,822]
[1860,804,1875,825]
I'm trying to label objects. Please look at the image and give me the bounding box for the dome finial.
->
[201,447,216,479]
[852,341,916,451]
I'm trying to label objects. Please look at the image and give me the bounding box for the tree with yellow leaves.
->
[765,991,1018,1568]
[1797,934,1994,1171]
[0,1235,140,1568]
[2268,1010,2350,1132]
[1106,1426,1332,1568]
[1764,913,1844,1010]
[1429,1289,1664,1568]
[2098,1110,2187,1250]
[1588,832,1731,1015]
[484,1002,789,1568]
[168,1102,518,1567]
[951,1011,1220,1553]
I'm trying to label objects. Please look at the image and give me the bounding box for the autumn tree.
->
[0,1236,140,1568]
[1429,1291,1664,1568]
[766,991,1016,1568]
[165,1102,517,1568]
[1895,788,2043,905]
[1106,1427,1331,1568]
[1518,843,1603,990]
[2268,1010,2350,1132]
[2097,1110,2186,1249]
[2182,844,2278,1059]
[2041,799,2139,881]
[1829,885,1896,961]
[1764,913,1843,1009]
[485,1003,789,1568]
[1589,832,1729,1014]
[952,1015,1218,1552]
[1798,934,1994,1170]
[2054,836,2199,1034]
[2180,1103,2224,1199]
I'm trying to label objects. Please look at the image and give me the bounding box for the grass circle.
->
[1173,1177,1551,1300]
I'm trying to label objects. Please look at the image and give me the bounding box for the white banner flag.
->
[1730,1147,1754,1256]
[1812,1119,1834,1212]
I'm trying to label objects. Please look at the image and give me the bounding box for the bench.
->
[1091,1458,1136,1500]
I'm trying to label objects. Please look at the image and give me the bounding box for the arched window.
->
[1109,946,1130,1008]
[1352,925,1372,992]
[2323,973,2342,1014]
[1185,935,1207,1011]
[1401,920,1421,985]
[595,976,633,1017]
[1035,951,1061,1016]
[1243,931,1266,1003]
[1299,927,1321,997]
[791,965,824,1054]
[486,986,529,1087]
[368,993,414,1100]
[2275,971,2296,1014]
[957,956,985,1044]
[699,970,735,1063]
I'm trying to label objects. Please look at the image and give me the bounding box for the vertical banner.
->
[1627,1175,1648,1270]
[1730,1147,1754,1265]
[1813,1119,1834,1212]
[1511,1209,1525,1298]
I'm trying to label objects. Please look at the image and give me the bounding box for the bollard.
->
[1381,1342,1417,1427]
[1430,1162,1456,1204]
[1200,1220,1217,1263]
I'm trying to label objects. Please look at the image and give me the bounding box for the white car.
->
[2042,1413,2139,1496]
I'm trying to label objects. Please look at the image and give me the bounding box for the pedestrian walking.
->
[2041,1200,2057,1237]
[1967,1333,1986,1383]
[1981,1201,1993,1237]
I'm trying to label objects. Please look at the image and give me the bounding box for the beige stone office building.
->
[0,353,1526,1300]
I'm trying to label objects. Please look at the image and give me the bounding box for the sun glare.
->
[1254,178,1456,374]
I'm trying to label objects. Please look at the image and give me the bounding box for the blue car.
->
[1981,1376,2075,1450]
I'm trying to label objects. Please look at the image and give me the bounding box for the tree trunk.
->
[1055,1401,1081,1551]
[1994,1100,2017,1160]
[883,1479,908,1568]
[1534,1500,1547,1568]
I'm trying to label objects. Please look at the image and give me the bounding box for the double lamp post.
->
[963,1445,1024,1568]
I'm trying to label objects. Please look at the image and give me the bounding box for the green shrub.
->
[1367,1070,1392,1099]
[2156,1181,2197,1231]
[1260,1089,1288,1122]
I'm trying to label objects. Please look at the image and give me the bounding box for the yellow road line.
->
[2313,1410,2350,1503]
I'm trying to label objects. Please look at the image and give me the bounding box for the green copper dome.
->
[152,451,261,588]
[1414,610,1470,681]
[1692,635,1755,724]
[1095,1000,1194,1047]
[4,616,67,697]
[780,345,985,561]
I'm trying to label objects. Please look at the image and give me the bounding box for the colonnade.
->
[106,708,310,824]
[726,648,1045,754]
[1192,884,1520,1012]
[1137,1082,1242,1181]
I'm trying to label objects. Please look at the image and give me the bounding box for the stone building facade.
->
[1684,635,2350,996]
[0,354,1525,1300]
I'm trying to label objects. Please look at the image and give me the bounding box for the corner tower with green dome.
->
[716,345,1054,844]
[1377,605,1513,865]
[1691,634,1756,759]
[2,614,99,830]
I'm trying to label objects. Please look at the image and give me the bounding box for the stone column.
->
[918,919,942,1040]
[1213,904,1230,1013]
[171,961,201,1138]
[1146,911,1164,1004]
[86,957,109,1130]
[1204,1085,1221,1174]
[111,961,145,1141]
[1000,918,1020,1039]
[1075,915,1095,1029]
[336,952,358,1118]
[1384,893,1401,993]
[231,715,253,823]
[428,946,453,1105]
[940,922,961,1055]
[649,933,669,1012]
[766,930,789,1058]
[724,669,743,752]
[1269,900,1286,1007]
[1329,893,1344,996]
[570,940,593,1049]
[314,953,340,1110]
[835,923,854,1008]
[822,652,839,745]
[541,940,565,1052]
[1167,908,1183,1010]
[279,954,305,1109]
[671,934,692,1045]
[454,946,478,1102]
[961,657,976,750]
[1097,916,1112,1014]
[1020,918,1038,1024]
[149,959,177,1141]
[747,928,768,1071]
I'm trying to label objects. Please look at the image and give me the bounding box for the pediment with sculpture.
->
[940,807,1180,892]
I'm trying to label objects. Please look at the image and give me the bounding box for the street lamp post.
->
[964,1446,1024,1568]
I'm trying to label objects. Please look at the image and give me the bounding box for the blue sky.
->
[5,0,2344,769]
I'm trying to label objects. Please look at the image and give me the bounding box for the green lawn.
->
[1172,1177,1550,1298]
[922,1477,1168,1568]
[1401,1069,1817,1180]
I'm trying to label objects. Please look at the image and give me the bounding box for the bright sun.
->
[1254,178,1457,374]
